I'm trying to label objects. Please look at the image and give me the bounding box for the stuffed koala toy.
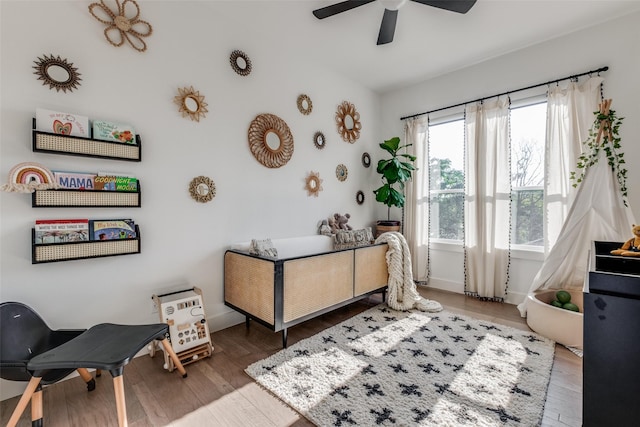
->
[610,224,640,257]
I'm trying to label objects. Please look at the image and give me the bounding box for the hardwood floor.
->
[1,287,582,426]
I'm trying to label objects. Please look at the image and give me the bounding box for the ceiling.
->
[216,0,640,93]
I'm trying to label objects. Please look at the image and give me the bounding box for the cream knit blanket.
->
[375,231,442,312]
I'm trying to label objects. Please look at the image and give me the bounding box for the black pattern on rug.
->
[246,305,554,426]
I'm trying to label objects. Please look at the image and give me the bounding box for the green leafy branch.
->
[570,103,628,206]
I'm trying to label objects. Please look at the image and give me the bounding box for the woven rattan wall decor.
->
[335,101,361,143]
[174,86,208,122]
[336,164,348,182]
[248,114,294,168]
[297,94,313,115]
[230,50,252,76]
[313,131,326,149]
[88,0,153,52]
[305,171,323,197]
[33,54,82,93]
[189,176,216,203]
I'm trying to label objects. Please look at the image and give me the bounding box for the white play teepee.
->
[518,99,636,316]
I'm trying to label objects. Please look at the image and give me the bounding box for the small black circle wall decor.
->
[356,190,365,205]
[362,152,371,168]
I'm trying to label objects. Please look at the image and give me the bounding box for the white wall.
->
[0,1,382,399]
[380,11,640,304]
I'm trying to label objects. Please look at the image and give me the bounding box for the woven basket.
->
[375,221,401,237]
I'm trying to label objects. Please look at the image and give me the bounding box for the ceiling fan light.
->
[379,0,408,11]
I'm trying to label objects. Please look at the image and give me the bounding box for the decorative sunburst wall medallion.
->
[305,171,323,197]
[230,50,252,76]
[297,94,313,115]
[33,54,82,93]
[189,176,216,203]
[335,101,362,143]
[336,164,348,182]
[248,114,294,168]
[174,86,208,122]
[314,131,326,149]
[89,0,153,52]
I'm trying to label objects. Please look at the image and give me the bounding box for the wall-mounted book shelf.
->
[32,186,141,208]
[32,119,142,162]
[32,225,141,264]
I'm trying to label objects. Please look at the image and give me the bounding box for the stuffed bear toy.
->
[610,224,640,257]
[335,213,352,231]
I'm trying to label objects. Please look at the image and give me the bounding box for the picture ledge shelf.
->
[32,119,142,162]
[32,225,141,264]
[32,186,141,208]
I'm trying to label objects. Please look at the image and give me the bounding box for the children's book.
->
[89,219,136,241]
[92,120,136,144]
[34,219,89,244]
[36,108,89,137]
[53,171,97,190]
[93,176,138,191]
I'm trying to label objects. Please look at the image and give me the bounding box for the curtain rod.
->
[400,66,609,121]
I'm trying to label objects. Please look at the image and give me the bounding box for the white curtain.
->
[464,98,511,300]
[404,117,430,282]
[544,77,604,252]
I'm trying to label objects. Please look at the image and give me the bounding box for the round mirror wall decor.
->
[33,54,82,93]
[189,176,216,203]
[313,131,326,149]
[305,171,323,197]
[362,152,371,168]
[248,113,294,168]
[230,50,252,76]
[174,86,208,122]
[297,94,313,115]
[335,101,361,143]
[336,164,348,182]
[356,190,365,205]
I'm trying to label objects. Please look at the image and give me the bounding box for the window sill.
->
[427,240,544,261]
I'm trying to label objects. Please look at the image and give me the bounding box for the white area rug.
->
[246,305,555,426]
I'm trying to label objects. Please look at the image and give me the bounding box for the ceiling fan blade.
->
[410,0,477,14]
[377,8,398,45]
[313,0,377,19]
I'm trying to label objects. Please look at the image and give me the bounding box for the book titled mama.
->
[89,219,136,241]
[92,120,136,144]
[53,171,97,190]
[36,108,89,137]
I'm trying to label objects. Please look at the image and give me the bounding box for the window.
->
[423,101,546,248]
[429,118,465,241]
[510,101,546,247]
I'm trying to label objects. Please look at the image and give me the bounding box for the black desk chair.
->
[0,302,97,427]
[3,310,188,427]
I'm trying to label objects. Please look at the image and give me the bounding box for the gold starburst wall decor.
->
[89,0,153,52]
[174,86,208,122]
[305,171,323,197]
[33,54,82,93]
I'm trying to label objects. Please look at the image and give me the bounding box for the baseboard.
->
[420,279,526,307]
[207,309,245,333]
[424,277,464,294]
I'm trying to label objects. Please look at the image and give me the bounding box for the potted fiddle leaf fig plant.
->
[373,136,416,235]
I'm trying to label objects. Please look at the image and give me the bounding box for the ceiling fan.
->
[313,0,477,45]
